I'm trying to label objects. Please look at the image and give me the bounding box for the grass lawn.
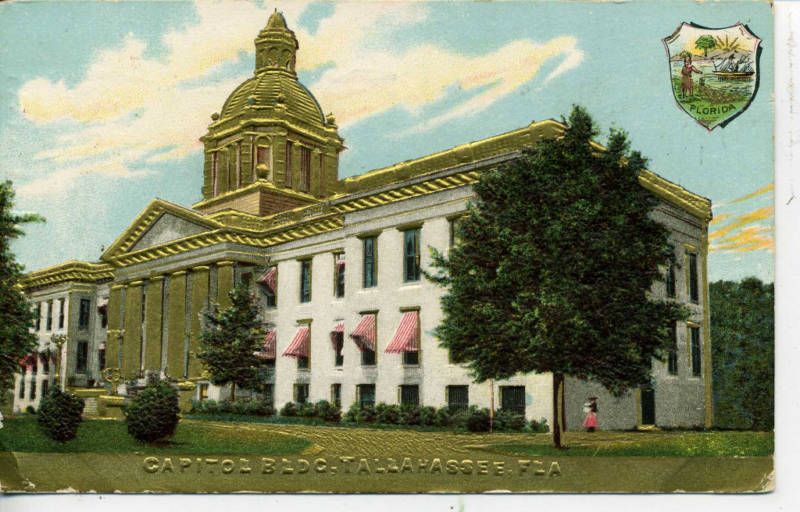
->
[485,431,774,458]
[0,417,310,455]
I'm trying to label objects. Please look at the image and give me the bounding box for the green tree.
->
[710,278,773,430]
[428,106,688,448]
[695,35,716,57]
[0,180,43,404]
[197,284,270,401]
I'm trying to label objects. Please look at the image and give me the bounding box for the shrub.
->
[400,405,421,426]
[356,404,377,423]
[25,405,36,415]
[343,402,359,422]
[466,407,491,432]
[280,401,298,417]
[37,388,85,442]
[217,400,234,414]
[297,402,316,418]
[376,403,402,424]
[125,380,180,443]
[494,410,527,432]
[419,406,437,426]
[529,417,549,433]
[313,400,342,422]
[435,406,455,427]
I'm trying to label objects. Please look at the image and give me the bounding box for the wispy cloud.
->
[710,183,774,253]
[13,1,583,199]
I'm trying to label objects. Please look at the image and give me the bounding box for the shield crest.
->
[663,22,761,130]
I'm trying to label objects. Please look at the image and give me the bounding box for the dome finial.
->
[267,9,288,29]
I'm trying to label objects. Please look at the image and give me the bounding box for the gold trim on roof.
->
[20,261,114,291]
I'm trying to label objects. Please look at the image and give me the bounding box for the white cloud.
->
[14,0,583,198]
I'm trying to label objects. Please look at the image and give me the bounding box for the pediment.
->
[130,213,210,252]
[102,199,223,260]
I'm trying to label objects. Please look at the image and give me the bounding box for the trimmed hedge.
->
[192,398,275,417]
[125,380,180,443]
[37,388,85,442]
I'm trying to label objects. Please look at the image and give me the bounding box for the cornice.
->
[19,261,114,291]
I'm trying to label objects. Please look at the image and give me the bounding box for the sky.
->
[0,0,774,282]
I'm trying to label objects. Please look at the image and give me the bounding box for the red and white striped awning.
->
[350,314,376,352]
[257,267,277,293]
[385,311,420,353]
[255,330,277,360]
[330,322,345,349]
[283,326,310,358]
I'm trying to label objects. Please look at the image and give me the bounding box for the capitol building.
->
[13,12,713,430]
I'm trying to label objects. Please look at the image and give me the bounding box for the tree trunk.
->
[489,379,494,433]
[561,377,567,433]
[230,382,236,402]
[552,372,564,448]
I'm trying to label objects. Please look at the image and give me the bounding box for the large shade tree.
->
[710,278,773,430]
[197,284,271,401]
[0,180,43,403]
[428,106,688,447]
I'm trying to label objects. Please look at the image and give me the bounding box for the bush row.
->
[342,403,548,433]
[280,400,342,422]
[191,398,547,432]
[191,398,276,417]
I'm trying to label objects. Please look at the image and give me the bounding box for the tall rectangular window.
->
[41,380,48,397]
[284,141,293,187]
[333,332,344,367]
[666,259,676,298]
[294,383,309,404]
[449,217,464,247]
[297,354,309,370]
[357,384,375,408]
[58,298,65,329]
[19,377,25,399]
[46,300,53,331]
[78,298,91,329]
[42,355,49,374]
[30,377,36,400]
[688,252,699,303]
[98,348,106,371]
[264,383,275,407]
[403,228,421,282]
[667,322,678,375]
[403,350,419,366]
[76,341,89,373]
[299,146,311,192]
[34,302,41,331]
[399,385,420,407]
[361,347,376,366]
[446,385,469,413]
[331,383,341,407]
[334,253,345,298]
[363,237,377,288]
[500,386,526,415]
[299,260,312,303]
[690,326,702,377]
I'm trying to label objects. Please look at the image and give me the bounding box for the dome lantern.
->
[254,9,299,75]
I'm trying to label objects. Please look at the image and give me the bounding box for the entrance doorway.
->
[641,387,656,425]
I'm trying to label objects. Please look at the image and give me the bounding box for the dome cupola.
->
[255,9,299,76]
[196,11,344,217]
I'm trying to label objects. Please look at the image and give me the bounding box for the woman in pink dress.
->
[582,397,598,432]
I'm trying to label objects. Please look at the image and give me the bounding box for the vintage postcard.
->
[0,0,775,494]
